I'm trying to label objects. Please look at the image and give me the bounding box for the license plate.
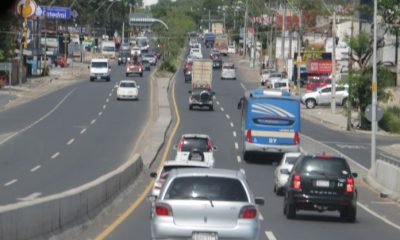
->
[192,232,218,240]
[316,180,330,187]
[97,76,101,79]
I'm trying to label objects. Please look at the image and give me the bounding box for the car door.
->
[317,87,331,105]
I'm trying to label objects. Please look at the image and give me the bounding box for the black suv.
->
[283,155,358,222]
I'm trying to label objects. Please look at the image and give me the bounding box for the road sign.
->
[364,104,384,122]
[37,5,71,19]
[17,0,37,18]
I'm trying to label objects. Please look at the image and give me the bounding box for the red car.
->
[125,61,143,77]
[305,76,331,92]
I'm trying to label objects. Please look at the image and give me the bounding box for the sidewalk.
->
[0,62,89,112]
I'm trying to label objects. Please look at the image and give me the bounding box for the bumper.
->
[244,142,299,153]
[221,74,236,79]
[151,218,260,240]
[90,75,110,80]
[126,70,142,75]
[288,191,356,211]
[189,100,213,108]
[117,94,138,100]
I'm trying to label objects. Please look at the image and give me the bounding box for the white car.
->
[149,160,213,198]
[228,43,236,54]
[173,133,216,166]
[189,48,203,59]
[260,68,277,86]
[221,62,236,80]
[273,152,302,195]
[272,78,290,93]
[130,46,141,57]
[301,84,349,109]
[116,80,140,100]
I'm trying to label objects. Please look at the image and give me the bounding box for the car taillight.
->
[207,138,213,151]
[294,132,300,144]
[293,174,301,189]
[126,68,129,71]
[239,205,257,219]
[246,129,252,143]
[177,137,184,151]
[346,177,354,193]
[155,203,172,216]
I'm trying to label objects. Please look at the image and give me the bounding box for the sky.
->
[143,0,159,7]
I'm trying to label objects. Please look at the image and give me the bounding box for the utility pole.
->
[281,0,286,66]
[244,0,248,59]
[122,22,125,44]
[347,2,355,131]
[371,0,378,175]
[331,11,337,114]
[297,9,302,96]
[209,9,211,31]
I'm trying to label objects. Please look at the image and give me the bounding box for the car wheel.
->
[305,99,316,109]
[276,187,284,196]
[107,78,110,82]
[189,105,193,110]
[90,78,94,82]
[125,73,128,77]
[340,206,356,223]
[209,105,213,111]
[285,202,296,219]
[273,184,277,193]
[140,73,143,77]
[261,82,265,86]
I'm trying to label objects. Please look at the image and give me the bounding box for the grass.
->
[379,106,400,133]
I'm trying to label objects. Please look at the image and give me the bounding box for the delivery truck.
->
[188,59,214,111]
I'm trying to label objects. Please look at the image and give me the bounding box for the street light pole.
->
[371,0,378,175]
[331,11,337,114]
[244,0,248,59]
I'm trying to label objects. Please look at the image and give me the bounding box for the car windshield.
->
[91,62,108,68]
[164,176,248,202]
[103,46,115,52]
[270,73,282,78]
[181,137,209,152]
[120,82,136,88]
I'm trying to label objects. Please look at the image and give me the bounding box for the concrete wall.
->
[0,154,143,240]
[367,160,400,201]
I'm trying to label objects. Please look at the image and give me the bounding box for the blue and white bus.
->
[237,88,300,159]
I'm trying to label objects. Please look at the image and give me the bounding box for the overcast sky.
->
[143,0,158,7]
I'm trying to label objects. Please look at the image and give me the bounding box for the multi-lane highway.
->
[0,62,152,205]
[76,45,400,240]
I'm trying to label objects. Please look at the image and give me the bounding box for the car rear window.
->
[165,176,248,202]
[120,82,136,88]
[181,138,209,152]
[299,157,350,176]
[223,64,235,69]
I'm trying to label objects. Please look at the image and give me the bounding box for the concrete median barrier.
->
[366,160,400,202]
[0,154,143,240]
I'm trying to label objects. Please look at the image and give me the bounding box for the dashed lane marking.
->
[237,155,242,163]
[226,114,230,119]
[258,213,264,220]
[106,99,109,103]
[233,131,237,137]
[221,107,224,112]
[103,105,107,109]
[109,93,112,97]
[17,192,42,201]
[235,142,239,149]
[99,111,103,116]
[4,179,18,187]
[265,231,277,240]
[240,168,245,175]
[216,101,220,105]
[91,119,96,125]
[30,165,41,172]
[67,138,75,145]
[240,83,247,91]
[230,122,234,127]
[51,152,60,159]
[80,128,87,134]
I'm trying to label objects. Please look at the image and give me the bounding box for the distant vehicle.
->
[209,48,220,59]
[204,32,216,48]
[173,133,216,166]
[189,59,214,110]
[301,84,348,109]
[183,60,193,83]
[189,38,199,48]
[120,43,130,51]
[237,88,301,160]
[150,168,265,240]
[142,53,157,65]
[89,58,111,82]
[272,79,290,93]
[260,68,277,86]
[125,59,143,77]
[136,36,149,52]
[273,152,302,195]
[149,160,213,198]
[305,76,331,92]
[118,50,131,65]
[214,34,229,55]
[212,57,222,69]
[189,48,203,59]
[221,62,236,80]
[228,43,236,54]
[267,72,283,88]
[141,59,151,71]
[283,155,358,222]
[100,40,116,59]
[131,46,141,57]
[116,80,139,100]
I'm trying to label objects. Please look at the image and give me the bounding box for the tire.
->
[305,99,316,109]
[340,206,356,223]
[107,77,110,82]
[285,201,296,219]
[140,73,143,77]
[261,82,265,86]
[209,105,213,111]
[276,187,284,196]
[90,78,94,82]
[125,73,128,77]
[189,105,193,110]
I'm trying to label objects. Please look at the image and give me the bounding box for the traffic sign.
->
[37,5,71,19]
[364,104,384,122]
[17,0,37,18]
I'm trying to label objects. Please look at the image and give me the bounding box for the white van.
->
[272,78,290,93]
[89,58,111,82]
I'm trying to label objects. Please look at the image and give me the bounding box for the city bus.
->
[237,88,301,160]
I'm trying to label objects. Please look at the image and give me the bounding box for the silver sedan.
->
[150,168,264,240]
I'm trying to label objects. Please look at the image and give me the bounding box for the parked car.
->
[221,62,236,80]
[116,80,139,100]
[173,133,216,167]
[149,160,212,198]
[273,152,302,195]
[283,155,358,222]
[305,76,331,92]
[301,84,349,109]
[150,168,265,240]
[272,78,290,93]
[125,60,143,77]
[260,68,277,86]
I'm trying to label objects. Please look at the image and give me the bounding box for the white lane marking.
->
[240,83,247,91]
[258,213,264,220]
[4,179,18,187]
[17,192,42,201]
[235,142,239,149]
[226,114,230,119]
[237,155,242,163]
[240,168,245,175]
[67,138,75,145]
[233,131,237,137]
[80,128,87,134]
[51,152,60,159]
[230,122,234,127]
[0,89,76,145]
[103,104,107,109]
[109,93,112,97]
[216,101,220,105]
[106,99,109,103]
[30,165,41,172]
[91,119,96,125]
[357,202,400,231]
[98,111,103,116]
[221,107,224,112]
[265,231,277,240]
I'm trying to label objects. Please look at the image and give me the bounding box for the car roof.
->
[120,80,137,84]
[168,168,244,180]
[180,133,211,139]
[92,58,108,62]
[163,160,212,168]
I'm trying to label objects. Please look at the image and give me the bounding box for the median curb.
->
[0,154,143,240]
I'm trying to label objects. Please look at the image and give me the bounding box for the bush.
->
[379,106,400,133]
[160,56,176,73]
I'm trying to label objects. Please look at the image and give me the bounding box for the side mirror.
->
[213,146,218,151]
[148,195,157,202]
[173,144,178,150]
[280,168,290,175]
[352,172,358,178]
[188,90,192,94]
[254,197,265,206]
[150,172,157,178]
